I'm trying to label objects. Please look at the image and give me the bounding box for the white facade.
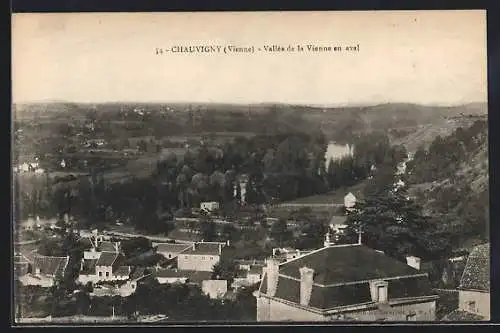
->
[344,192,357,209]
[200,201,220,212]
[202,280,228,299]
[177,254,220,272]
[458,290,490,320]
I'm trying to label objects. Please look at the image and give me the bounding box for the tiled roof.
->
[81,259,98,274]
[459,243,490,292]
[98,241,120,253]
[33,254,69,277]
[155,243,191,254]
[261,274,433,310]
[279,244,420,285]
[442,310,485,321]
[96,252,119,267]
[259,244,435,310]
[114,266,131,277]
[185,243,222,256]
[155,269,212,283]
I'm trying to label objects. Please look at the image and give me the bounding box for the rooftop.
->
[96,252,119,267]
[259,244,435,310]
[155,243,192,254]
[98,241,120,253]
[81,259,98,274]
[185,242,223,256]
[114,265,131,277]
[279,244,420,285]
[459,243,490,292]
[155,269,212,283]
[33,254,69,277]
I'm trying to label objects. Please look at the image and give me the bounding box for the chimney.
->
[192,243,196,251]
[219,243,222,255]
[114,243,119,253]
[266,258,280,297]
[299,266,315,306]
[406,256,421,270]
[226,240,230,246]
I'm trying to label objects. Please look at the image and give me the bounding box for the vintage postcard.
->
[11,10,489,324]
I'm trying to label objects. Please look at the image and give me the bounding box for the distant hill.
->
[12,101,487,147]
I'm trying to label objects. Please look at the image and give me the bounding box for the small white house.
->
[202,280,228,299]
[200,201,220,213]
[344,192,357,209]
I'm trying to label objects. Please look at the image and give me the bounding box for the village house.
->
[91,269,150,298]
[155,268,212,284]
[153,242,192,260]
[237,259,266,271]
[232,264,265,290]
[328,215,348,238]
[444,243,490,321]
[78,238,131,285]
[344,192,357,211]
[154,268,228,299]
[177,242,226,272]
[79,250,131,284]
[19,254,69,288]
[255,240,438,321]
[200,201,220,213]
[202,280,228,299]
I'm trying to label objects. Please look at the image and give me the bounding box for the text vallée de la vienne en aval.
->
[154,44,360,55]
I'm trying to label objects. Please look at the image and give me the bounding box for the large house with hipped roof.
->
[255,241,438,321]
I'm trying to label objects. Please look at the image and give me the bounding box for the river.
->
[325,142,354,168]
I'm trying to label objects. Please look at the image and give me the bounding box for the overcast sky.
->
[12,10,487,106]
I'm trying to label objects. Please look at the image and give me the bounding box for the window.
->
[98,271,102,277]
[105,272,109,277]
[202,256,205,260]
[168,254,172,259]
[406,313,417,321]
[468,301,476,312]
[211,257,214,260]
[185,256,188,259]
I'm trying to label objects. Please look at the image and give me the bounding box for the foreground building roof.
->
[33,254,69,277]
[258,244,436,311]
[459,243,490,292]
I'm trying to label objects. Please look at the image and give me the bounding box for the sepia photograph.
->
[11,10,489,324]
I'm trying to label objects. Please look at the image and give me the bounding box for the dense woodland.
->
[343,120,488,261]
[14,130,395,231]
